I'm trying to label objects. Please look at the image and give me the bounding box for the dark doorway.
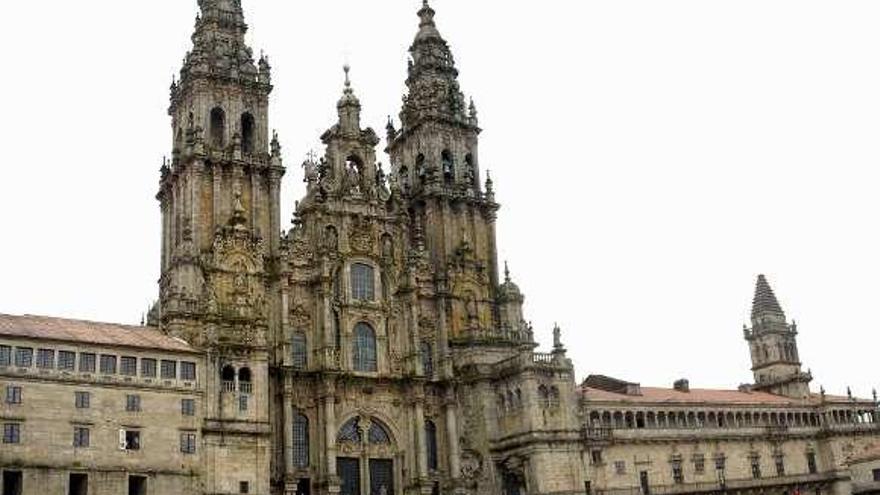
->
[69,473,88,495]
[3,471,23,495]
[296,478,311,495]
[338,457,360,495]
[128,475,147,495]
[639,471,650,495]
[369,459,394,495]
[502,472,522,495]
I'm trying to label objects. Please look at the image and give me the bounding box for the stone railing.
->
[533,352,555,365]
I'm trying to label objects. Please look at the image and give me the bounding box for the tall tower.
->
[157,0,283,493]
[744,275,812,399]
[385,0,520,362]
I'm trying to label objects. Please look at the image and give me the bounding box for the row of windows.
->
[601,451,818,481]
[2,422,198,454]
[586,408,873,430]
[292,329,434,377]
[0,345,196,380]
[4,385,196,416]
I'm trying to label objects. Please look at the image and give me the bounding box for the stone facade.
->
[1,1,879,495]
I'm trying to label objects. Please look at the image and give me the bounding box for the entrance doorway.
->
[639,471,650,495]
[338,458,361,495]
[296,478,311,495]
[128,475,147,495]
[3,471,23,495]
[69,473,88,495]
[369,459,394,495]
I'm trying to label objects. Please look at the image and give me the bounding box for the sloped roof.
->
[582,385,800,405]
[0,314,195,353]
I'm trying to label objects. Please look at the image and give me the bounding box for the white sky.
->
[1,0,879,396]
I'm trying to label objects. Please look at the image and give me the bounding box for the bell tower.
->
[157,1,283,493]
[744,275,812,399]
[386,1,516,357]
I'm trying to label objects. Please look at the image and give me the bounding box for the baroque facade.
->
[1,1,879,495]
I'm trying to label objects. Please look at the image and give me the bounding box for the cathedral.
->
[2,1,880,495]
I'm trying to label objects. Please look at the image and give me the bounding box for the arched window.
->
[538,385,549,408]
[210,107,226,148]
[416,154,426,180]
[353,323,377,372]
[441,149,454,183]
[425,420,438,471]
[337,417,362,443]
[369,420,391,444]
[465,154,476,186]
[351,263,375,301]
[221,365,235,392]
[292,333,307,370]
[241,112,255,154]
[421,342,434,378]
[238,367,252,393]
[293,412,309,468]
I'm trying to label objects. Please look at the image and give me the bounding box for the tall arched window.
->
[351,263,375,301]
[293,412,309,468]
[353,323,377,372]
[292,333,307,370]
[421,342,434,378]
[238,367,252,393]
[441,149,454,184]
[241,112,255,154]
[416,154,426,181]
[210,107,226,148]
[538,385,549,408]
[221,365,236,392]
[425,420,438,471]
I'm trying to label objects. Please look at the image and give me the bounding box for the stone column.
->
[445,389,462,486]
[414,394,428,480]
[322,381,340,494]
[269,169,282,256]
[284,385,295,476]
[212,164,222,231]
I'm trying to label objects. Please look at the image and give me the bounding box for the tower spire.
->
[751,274,786,323]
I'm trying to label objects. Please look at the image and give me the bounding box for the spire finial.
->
[343,64,351,89]
[504,261,511,283]
[751,274,786,322]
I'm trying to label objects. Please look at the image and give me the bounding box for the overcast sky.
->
[1,0,879,396]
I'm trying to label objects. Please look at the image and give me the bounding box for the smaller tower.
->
[744,275,812,398]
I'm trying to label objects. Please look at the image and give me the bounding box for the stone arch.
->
[210,106,226,148]
[241,112,255,154]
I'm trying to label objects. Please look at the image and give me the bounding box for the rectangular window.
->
[126,395,141,412]
[351,263,376,301]
[14,347,33,368]
[750,458,761,479]
[99,355,117,374]
[181,399,195,417]
[693,455,705,474]
[120,356,137,376]
[0,345,11,366]
[73,427,90,448]
[160,360,177,380]
[141,358,156,378]
[240,481,250,494]
[239,394,249,412]
[715,457,726,471]
[672,462,684,484]
[5,386,22,405]
[180,433,197,454]
[3,423,21,444]
[58,351,76,371]
[79,353,96,373]
[75,391,90,409]
[614,461,626,475]
[36,349,54,369]
[180,362,196,381]
[807,452,817,474]
[591,450,603,465]
[775,456,785,476]
[121,429,141,451]
[873,468,880,482]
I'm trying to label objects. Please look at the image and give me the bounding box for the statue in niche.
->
[324,226,338,253]
[466,293,478,325]
[381,235,393,260]
[345,157,363,195]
